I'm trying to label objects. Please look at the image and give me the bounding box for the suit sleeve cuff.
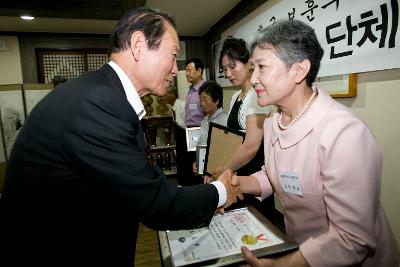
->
[211,181,227,207]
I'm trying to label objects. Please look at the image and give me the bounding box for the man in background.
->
[164,85,187,185]
[181,58,205,184]
[184,58,205,127]
[1,7,238,267]
[164,85,185,129]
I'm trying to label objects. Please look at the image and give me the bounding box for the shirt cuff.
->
[211,181,227,207]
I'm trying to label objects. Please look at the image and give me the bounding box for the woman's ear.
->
[130,31,146,61]
[294,59,311,84]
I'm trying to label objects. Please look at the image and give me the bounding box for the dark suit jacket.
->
[0,64,218,267]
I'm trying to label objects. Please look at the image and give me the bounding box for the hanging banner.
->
[216,0,399,79]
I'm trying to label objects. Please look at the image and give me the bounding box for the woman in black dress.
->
[218,37,277,219]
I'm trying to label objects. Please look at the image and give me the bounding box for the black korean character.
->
[388,0,399,48]
[326,16,357,59]
[288,7,296,20]
[321,0,339,11]
[373,2,398,49]
[301,0,319,22]
[356,10,380,47]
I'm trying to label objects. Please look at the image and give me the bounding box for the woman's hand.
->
[203,175,214,184]
[192,162,198,173]
[240,247,309,267]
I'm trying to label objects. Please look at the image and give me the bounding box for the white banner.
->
[215,0,399,80]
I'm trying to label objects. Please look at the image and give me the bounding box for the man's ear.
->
[294,59,311,84]
[130,31,146,61]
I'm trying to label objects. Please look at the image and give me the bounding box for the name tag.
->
[189,103,197,111]
[279,171,303,196]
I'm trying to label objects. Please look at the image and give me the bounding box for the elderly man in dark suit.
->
[1,7,238,267]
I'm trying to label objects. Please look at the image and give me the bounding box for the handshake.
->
[206,169,244,212]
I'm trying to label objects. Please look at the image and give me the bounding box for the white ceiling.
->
[0,0,241,36]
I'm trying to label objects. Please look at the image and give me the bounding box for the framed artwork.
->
[0,109,6,163]
[185,127,201,152]
[36,48,108,83]
[23,83,53,115]
[158,205,297,266]
[316,73,357,98]
[0,85,25,161]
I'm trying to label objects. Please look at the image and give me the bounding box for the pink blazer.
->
[253,89,399,266]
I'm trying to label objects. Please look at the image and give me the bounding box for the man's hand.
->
[216,169,241,211]
[231,174,244,202]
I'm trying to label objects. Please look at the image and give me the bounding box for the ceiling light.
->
[21,16,35,20]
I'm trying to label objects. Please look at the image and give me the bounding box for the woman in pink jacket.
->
[234,19,399,267]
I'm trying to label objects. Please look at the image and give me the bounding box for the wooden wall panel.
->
[18,33,110,83]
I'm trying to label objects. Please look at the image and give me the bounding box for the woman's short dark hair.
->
[219,37,250,68]
[199,81,223,108]
[250,19,324,86]
[109,7,176,53]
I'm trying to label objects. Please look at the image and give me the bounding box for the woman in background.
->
[217,37,276,217]
[192,81,228,175]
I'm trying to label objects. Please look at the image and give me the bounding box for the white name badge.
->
[189,103,197,111]
[279,170,303,196]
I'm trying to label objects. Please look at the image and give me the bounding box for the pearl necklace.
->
[278,91,316,130]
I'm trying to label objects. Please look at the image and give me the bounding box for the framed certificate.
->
[22,83,53,115]
[316,73,357,98]
[158,205,297,266]
[185,127,201,152]
[204,122,245,176]
[0,84,26,161]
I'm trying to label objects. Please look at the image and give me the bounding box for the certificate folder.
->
[204,122,245,176]
[158,205,297,267]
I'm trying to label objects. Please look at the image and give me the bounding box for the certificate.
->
[185,127,201,152]
[204,122,244,176]
[159,206,297,266]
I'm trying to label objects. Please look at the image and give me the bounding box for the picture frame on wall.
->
[0,84,26,161]
[0,109,6,164]
[23,83,53,115]
[316,73,357,98]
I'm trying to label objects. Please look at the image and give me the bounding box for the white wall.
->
[342,70,400,246]
[0,36,23,84]
[222,0,400,247]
